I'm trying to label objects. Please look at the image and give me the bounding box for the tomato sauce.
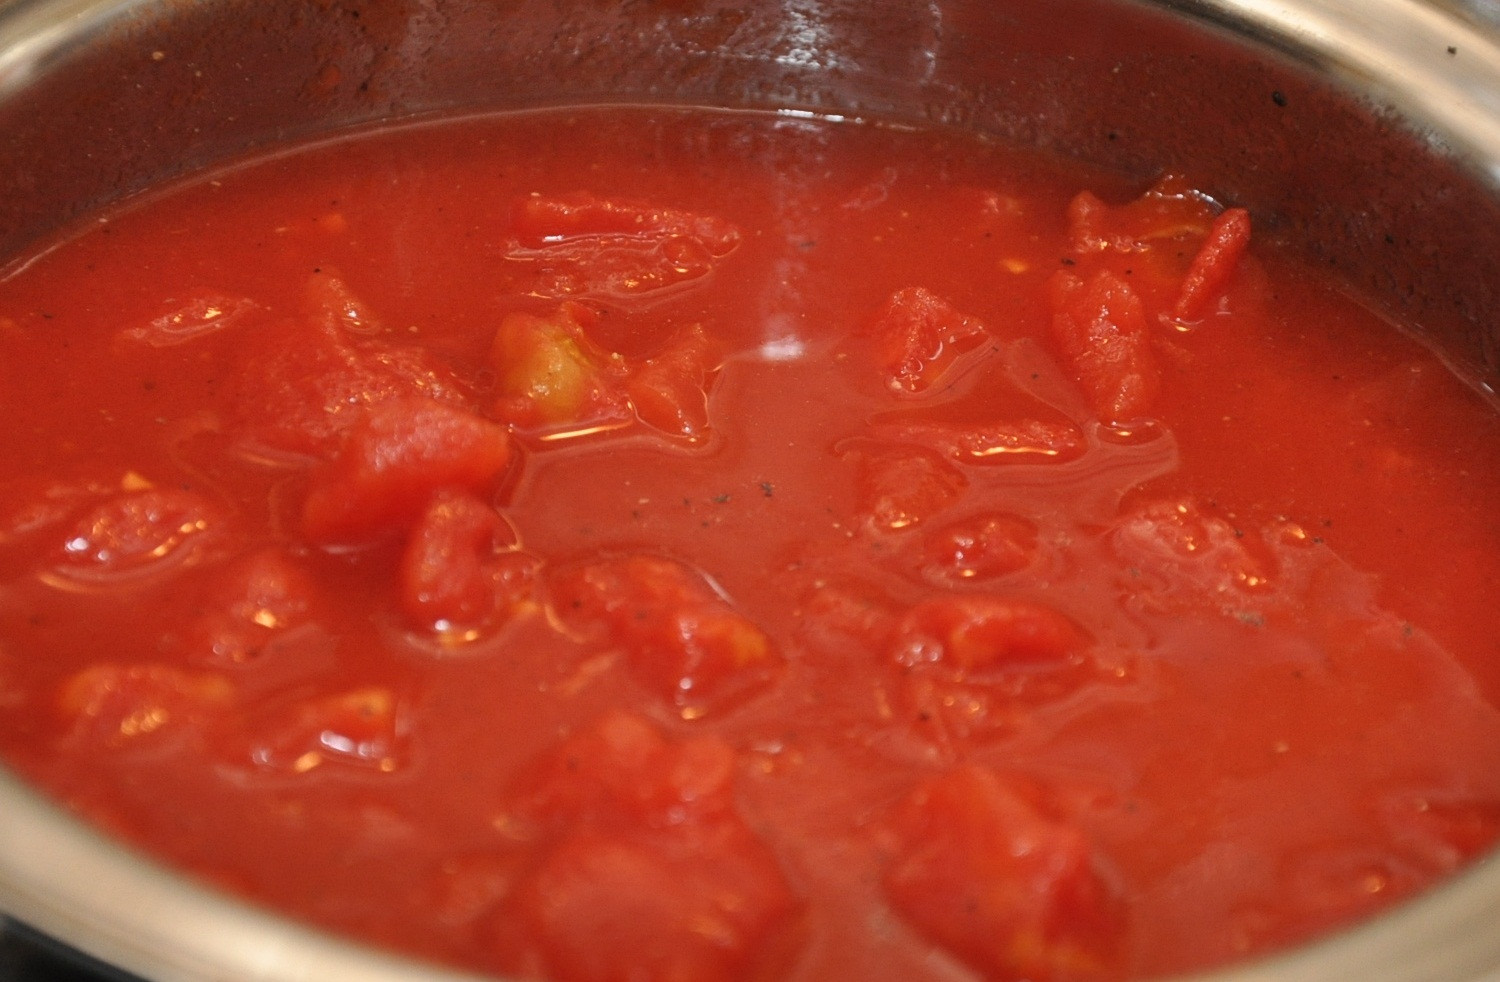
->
[1,107,1499,982]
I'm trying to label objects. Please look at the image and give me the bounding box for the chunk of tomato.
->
[231,312,471,458]
[513,827,792,982]
[509,710,736,829]
[1048,269,1160,423]
[843,442,969,532]
[891,595,1086,676]
[498,712,793,982]
[399,489,536,632]
[626,324,718,441]
[243,686,406,774]
[191,548,317,667]
[868,287,991,396]
[51,487,227,586]
[1066,178,1215,255]
[57,663,234,750]
[880,766,1123,981]
[551,557,779,718]
[920,512,1039,582]
[302,399,512,546]
[1173,207,1252,322]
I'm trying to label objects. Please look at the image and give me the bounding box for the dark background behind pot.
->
[0,918,140,982]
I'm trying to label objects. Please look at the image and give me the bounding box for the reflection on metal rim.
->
[1,0,1499,980]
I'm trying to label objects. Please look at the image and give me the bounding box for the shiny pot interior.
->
[0,0,1499,979]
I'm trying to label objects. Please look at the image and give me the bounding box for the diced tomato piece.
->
[514,827,792,982]
[510,710,737,829]
[843,442,968,532]
[119,289,261,347]
[1048,269,1160,422]
[211,550,313,630]
[303,270,384,336]
[57,663,234,749]
[921,512,1039,582]
[232,314,472,458]
[880,767,1123,981]
[51,488,226,585]
[1065,191,1114,254]
[191,548,317,666]
[1173,207,1252,322]
[868,287,991,396]
[891,595,1086,676]
[556,555,705,620]
[498,712,792,982]
[490,303,631,432]
[1066,177,1215,255]
[551,556,779,718]
[243,686,406,773]
[878,418,1086,465]
[511,192,741,256]
[1109,497,1276,604]
[1063,178,1232,316]
[795,582,899,657]
[302,399,512,545]
[399,489,537,631]
[626,324,718,441]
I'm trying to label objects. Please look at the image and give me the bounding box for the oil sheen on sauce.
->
[0,107,1498,982]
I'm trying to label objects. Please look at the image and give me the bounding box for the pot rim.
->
[2,1,1500,980]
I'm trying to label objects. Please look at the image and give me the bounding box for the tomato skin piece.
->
[869,287,991,396]
[892,595,1086,676]
[1048,269,1160,423]
[302,398,512,546]
[1173,207,1252,322]
[507,193,742,297]
[551,557,779,718]
[877,419,1086,466]
[880,766,1123,981]
[511,191,741,257]
[118,289,261,348]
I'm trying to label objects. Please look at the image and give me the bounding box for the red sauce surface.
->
[1,107,1499,981]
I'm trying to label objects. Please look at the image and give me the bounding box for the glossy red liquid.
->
[0,108,1497,981]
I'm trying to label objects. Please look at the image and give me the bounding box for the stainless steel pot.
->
[0,0,1498,979]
